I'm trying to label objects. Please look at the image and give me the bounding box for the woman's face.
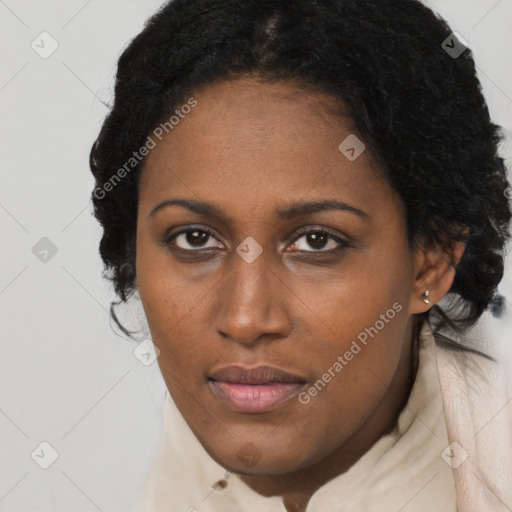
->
[136,77,419,477]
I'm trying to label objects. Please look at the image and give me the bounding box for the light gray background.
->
[1,1,511,511]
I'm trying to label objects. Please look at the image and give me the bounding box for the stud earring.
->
[421,290,430,304]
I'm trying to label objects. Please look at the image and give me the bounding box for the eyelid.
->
[165,225,222,249]
[165,224,352,253]
[286,226,352,252]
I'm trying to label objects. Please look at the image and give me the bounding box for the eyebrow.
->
[149,198,369,220]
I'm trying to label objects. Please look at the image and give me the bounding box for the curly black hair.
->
[89,0,511,352]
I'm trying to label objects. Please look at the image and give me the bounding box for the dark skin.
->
[135,77,464,512]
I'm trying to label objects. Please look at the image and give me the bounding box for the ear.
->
[409,239,466,315]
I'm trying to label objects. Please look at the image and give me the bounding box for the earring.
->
[421,290,430,304]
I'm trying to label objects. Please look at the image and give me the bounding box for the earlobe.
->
[410,272,438,314]
[408,239,465,315]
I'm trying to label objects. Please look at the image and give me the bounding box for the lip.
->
[208,365,307,413]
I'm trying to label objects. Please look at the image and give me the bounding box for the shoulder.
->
[433,323,512,510]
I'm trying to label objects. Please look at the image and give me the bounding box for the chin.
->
[201,439,314,476]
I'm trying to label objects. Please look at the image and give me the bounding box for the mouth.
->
[207,365,307,413]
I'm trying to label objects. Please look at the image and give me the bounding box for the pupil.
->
[187,230,208,246]
[308,232,327,249]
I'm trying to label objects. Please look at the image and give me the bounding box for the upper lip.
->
[208,365,306,385]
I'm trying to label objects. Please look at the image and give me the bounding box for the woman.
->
[89,0,512,510]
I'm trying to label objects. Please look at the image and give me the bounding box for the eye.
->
[166,227,222,251]
[287,229,350,253]
[165,226,351,254]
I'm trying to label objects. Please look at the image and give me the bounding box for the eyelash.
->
[164,226,352,255]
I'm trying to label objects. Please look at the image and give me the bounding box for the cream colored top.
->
[134,322,465,511]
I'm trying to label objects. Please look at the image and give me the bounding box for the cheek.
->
[135,231,191,362]
[291,246,411,426]
[297,235,411,346]
[135,231,225,400]
[294,299,408,436]
[136,225,188,327]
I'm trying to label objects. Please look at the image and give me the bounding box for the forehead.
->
[138,77,398,221]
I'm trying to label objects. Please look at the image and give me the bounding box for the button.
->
[212,479,228,490]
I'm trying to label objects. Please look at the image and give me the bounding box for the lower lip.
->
[208,381,305,413]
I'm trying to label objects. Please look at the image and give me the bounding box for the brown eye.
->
[288,229,350,253]
[305,232,329,250]
[167,228,222,251]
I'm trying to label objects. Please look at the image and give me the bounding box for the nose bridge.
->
[214,248,290,344]
[232,251,274,308]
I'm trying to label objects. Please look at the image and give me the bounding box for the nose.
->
[213,252,292,346]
